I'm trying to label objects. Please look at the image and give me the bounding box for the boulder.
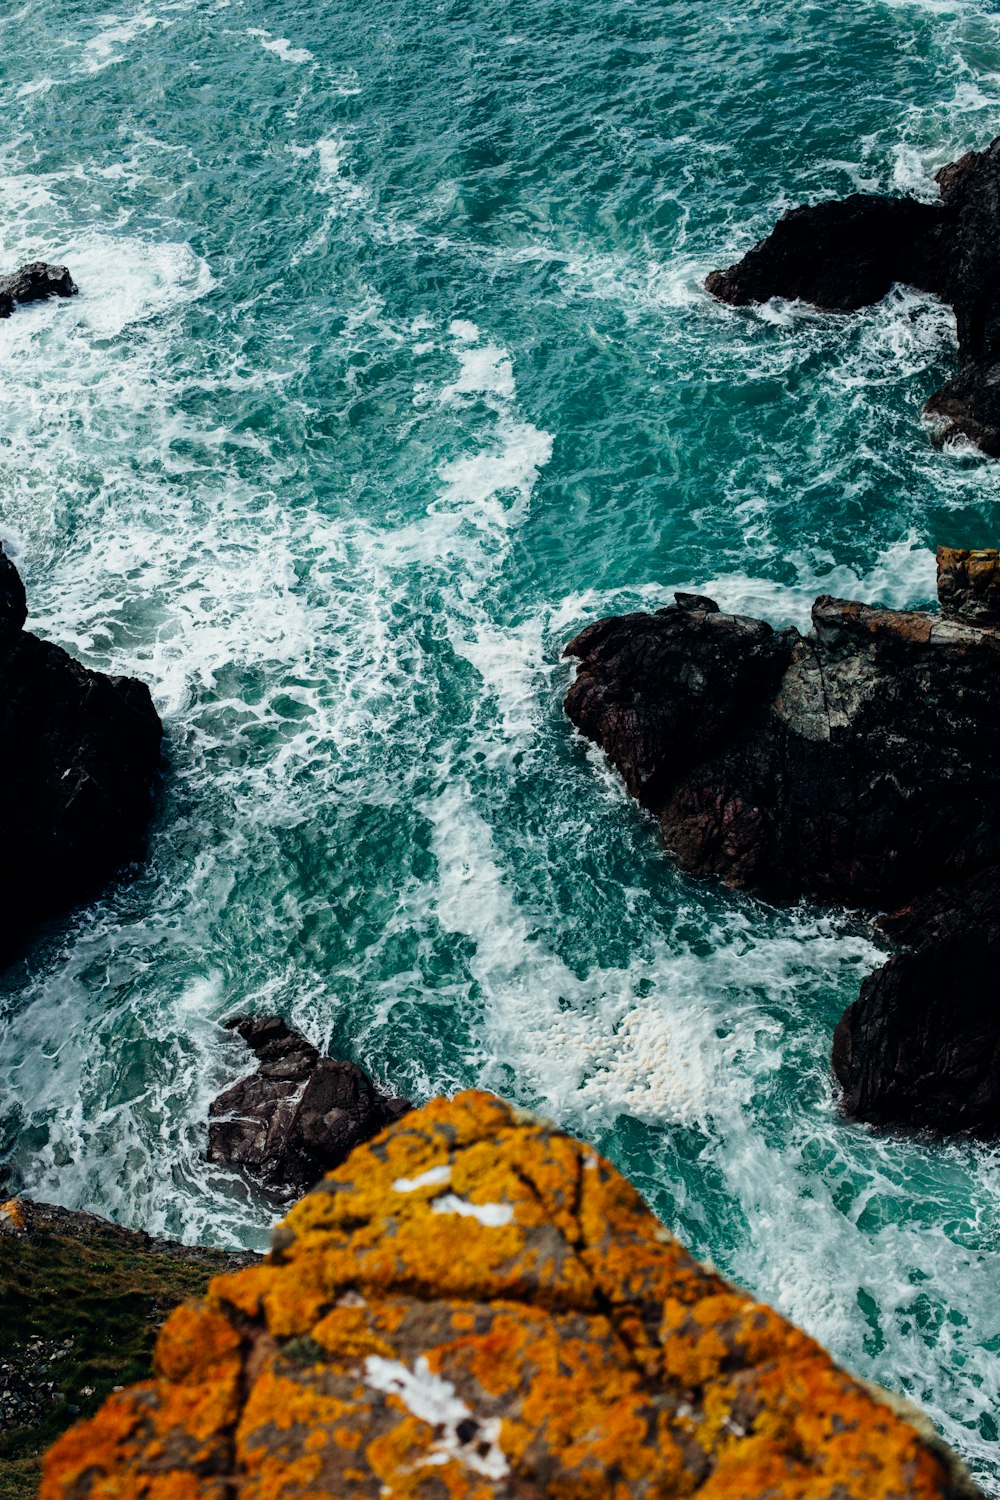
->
[0,544,162,964]
[0,262,77,319]
[208,1014,410,1200]
[705,137,1000,454]
[41,1092,981,1500]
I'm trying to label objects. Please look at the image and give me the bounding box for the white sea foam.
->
[247,28,314,65]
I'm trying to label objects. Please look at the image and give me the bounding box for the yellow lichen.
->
[41,1092,980,1500]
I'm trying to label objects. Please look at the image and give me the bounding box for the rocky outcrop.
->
[0,1196,256,1499]
[208,1015,411,1200]
[0,543,162,965]
[706,137,1000,454]
[565,549,1000,1134]
[564,561,1000,909]
[832,870,1000,1134]
[41,1092,980,1499]
[0,263,77,320]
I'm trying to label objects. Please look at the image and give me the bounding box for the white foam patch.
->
[82,12,162,71]
[431,1194,514,1227]
[247,28,314,64]
[364,1356,508,1479]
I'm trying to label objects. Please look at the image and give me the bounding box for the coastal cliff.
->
[41,1092,979,1498]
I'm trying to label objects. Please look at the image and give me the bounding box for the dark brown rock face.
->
[0,262,77,320]
[565,552,1000,1134]
[208,1015,411,1200]
[706,137,1000,454]
[0,545,162,965]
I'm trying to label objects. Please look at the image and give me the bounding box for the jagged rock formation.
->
[41,1092,980,1499]
[208,1015,411,1200]
[565,549,1000,1134]
[0,1196,256,1499]
[0,543,162,964]
[0,262,77,320]
[564,559,1000,907]
[706,137,1000,454]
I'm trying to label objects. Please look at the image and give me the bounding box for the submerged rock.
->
[706,136,1000,454]
[208,1014,410,1200]
[565,549,1000,1134]
[0,544,162,965]
[42,1092,981,1499]
[0,262,77,319]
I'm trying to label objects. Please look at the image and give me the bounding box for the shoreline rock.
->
[706,137,1000,455]
[564,548,1000,1134]
[0,262,77,321]
[0,544,162,966]
[41,1092,982,1499]
[207,1014,411,1200]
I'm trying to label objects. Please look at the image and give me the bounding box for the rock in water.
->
[208,1014,411,1199]
[706,136,1000,455]
[0,544,162,964]
[565,549,1000,1134]
[565,578,1000,908]
[833,871,1000,1134]
[41,1092,981,1499]
[0,261,77,319]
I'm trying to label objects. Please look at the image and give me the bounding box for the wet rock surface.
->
[706,137,1000,454]
[42,1092,981,1500]
[0,544,162,966]
[208,1014,411,1200]
[565,549,1000,1134]
[0,262,77,319]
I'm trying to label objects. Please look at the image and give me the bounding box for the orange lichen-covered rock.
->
[42,1092,980,1500]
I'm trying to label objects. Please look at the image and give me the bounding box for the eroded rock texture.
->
[208,1015,411,1200]
[42,1092,979,1500]
[565,550,1000,1134]
[0,262,77,319]
[0,544,162,964]
[706,137,1000,454]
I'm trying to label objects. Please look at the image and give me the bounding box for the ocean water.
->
[2,0,1000,1484]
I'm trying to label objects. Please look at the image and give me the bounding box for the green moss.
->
[0,1202,254,1496]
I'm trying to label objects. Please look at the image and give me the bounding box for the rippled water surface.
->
[3,0,1000,1485]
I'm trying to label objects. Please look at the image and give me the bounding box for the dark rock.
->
[705,194,944,313]
[0,262,77,318]
[565,570,1000,907]
[0,544,162,964]
[705,137,1000,454]
[564,604,793,811]
[208,1015,411,1200]
[565,549,1000,1135]
[833,870,1000,1134]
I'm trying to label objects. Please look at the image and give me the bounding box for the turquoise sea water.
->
[3,0,1000,1484]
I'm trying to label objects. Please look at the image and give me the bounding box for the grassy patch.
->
[0,1202,255,1495]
